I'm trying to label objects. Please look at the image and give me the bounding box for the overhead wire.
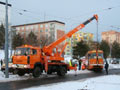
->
[68,5,120,20]
[9,4,120,31]
[11,9,44,25]
[11,4,120,21]
[12,7,71,21]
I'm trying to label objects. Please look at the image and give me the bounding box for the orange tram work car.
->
[85,50,104,71]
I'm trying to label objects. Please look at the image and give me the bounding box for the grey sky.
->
[0,0,120,41]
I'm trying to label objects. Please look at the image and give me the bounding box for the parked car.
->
[112,59,119,64]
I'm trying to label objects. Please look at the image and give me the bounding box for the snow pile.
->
[23,75,120,90]
[0,71,31,82]
[109,64,120,69]
[67,69,92,75]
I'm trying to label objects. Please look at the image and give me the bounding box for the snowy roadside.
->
[0,71,31,82]
[0,69,92,83]
[23,75,120,90]
[109,64,120,69]
[0,50,120,83]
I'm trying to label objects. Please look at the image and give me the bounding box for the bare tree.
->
[38,34,54,48]
[25,31,38,46]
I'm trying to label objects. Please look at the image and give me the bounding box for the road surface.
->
[0,69,120,90]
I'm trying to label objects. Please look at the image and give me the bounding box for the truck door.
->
[29,49,39,66]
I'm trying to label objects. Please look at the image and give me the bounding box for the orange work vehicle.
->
[85,50,104,71]
[11,15,98,77]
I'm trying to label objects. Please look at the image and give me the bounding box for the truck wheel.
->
[18,71,25,76]
[57,66,66,76]
[33,66,41,78]
[47,71,52,75]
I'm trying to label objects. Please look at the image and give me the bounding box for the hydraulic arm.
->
[43,14,98,56]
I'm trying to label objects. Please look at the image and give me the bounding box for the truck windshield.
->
[15,48,30,56]
[89,53,103,59]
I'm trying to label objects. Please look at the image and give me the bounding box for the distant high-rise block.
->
[65,31,94,55]
[102,30,120,44]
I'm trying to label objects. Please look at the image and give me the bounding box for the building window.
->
[67,50,70,52]
[40,25,43,28]
[26,31,30,36]
[30,26,34,30]
[21,27,24,30]
[26,26,29,30]
[21,32,24,35]
[46,34,48,38]
[35,25,38,29]
[84,36,87,40]
[17,27,20,30]
[45,24,48,28]
[46,29,48,32]
[79,34,82,36]
[40,30,43,32]
[34,30,38,34]
[66,38,70,42]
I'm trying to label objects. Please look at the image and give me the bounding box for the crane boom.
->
[43,14,98,55]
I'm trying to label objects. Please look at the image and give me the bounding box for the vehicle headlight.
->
[2,64,5,67]
[23,65,30,68]
[12,64,17,68]
[48,60,51,62]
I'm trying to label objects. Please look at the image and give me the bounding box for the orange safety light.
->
[24,45,28,47]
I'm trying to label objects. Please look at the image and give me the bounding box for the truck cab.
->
[12,45,43,76]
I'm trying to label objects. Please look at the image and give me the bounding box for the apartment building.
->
[12,20,65,39]
[102,30,120,44]
[65,31,94,55]
[12,20,65,49]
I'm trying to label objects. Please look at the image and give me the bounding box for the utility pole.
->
[5,0,9,78]
[10,26,13,57]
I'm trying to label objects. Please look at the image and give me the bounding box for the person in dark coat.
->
[0,59,3,66]
[105,61,109,75]
[78,59,82,70]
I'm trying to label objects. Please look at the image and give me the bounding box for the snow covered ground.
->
[23,75,120,90]
[0,71,31,82]
[0,69,92,83]
[109,64,120,69]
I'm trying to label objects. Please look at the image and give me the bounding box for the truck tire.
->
[33,66,41,78]
[18,71,25,76]
[57,66,66,76]
[47,71,52,75]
